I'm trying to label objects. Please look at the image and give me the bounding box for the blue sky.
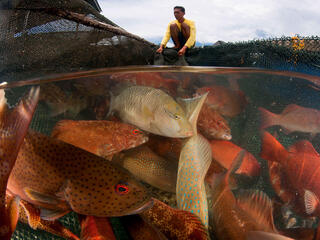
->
[99,0,320,45]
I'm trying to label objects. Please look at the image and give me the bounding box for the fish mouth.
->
[129,198,154,215]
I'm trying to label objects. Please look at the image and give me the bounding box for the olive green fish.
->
[109,86,193,138]
[7,131,152,219]
[113,145,178,193]
[176,93,212,228]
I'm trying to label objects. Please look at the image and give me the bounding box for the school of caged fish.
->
[2,71,320,240]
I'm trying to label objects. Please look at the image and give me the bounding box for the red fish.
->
[110,72,179,96]
[0,87,39,240]
[51,120,148,159]
[260,131,320,217]
[259,104,320,136]
[79,215,116,240]
[198,103,232,140]
[140,198,208,240]
[196,85,248,117]
[207,140,260,177]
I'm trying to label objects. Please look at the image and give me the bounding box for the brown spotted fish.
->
[176,93,212,228]
[113,145,178,193]
[7,130,153,219]
[140,198,208,240]
[51,120,148,159]
[109,86,193,138]
[0,87,39,240]
[207,151,278,240]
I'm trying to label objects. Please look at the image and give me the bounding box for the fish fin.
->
[177,93,208,134]
[260,131,289,164]
[304,189,319,215]
[6,196,20,232]
[225,150,246,181]
[258,107,279,130]
[288,140,319,156]
[106,91,114,119]
[24,187,60,205]
[236,190,277,232]
[247,231,294,240]
[40,208,70,221]
[20,199,41,230]
[79,215,116,240]
[281,104,300,114]
[51,120,73,138]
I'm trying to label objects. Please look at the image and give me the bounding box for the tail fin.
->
[259,107,279,130]
[260,131,288,163]
[0,86,39,240]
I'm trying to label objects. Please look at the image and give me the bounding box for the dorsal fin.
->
[236,190,277,232]
[288,140,319,156]
[177,93,208,134]
[281,104,300,114]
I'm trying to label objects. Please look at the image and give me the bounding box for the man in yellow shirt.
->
[156,6,196,56]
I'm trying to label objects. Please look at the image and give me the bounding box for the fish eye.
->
[174,114,181,120]
[115,183,130,195]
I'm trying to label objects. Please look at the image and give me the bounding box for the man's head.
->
[174,6,185,21]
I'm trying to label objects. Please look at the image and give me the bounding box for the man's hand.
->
[156,45,164,53]
[178,46,188,56]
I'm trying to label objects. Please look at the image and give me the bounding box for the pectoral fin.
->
[40,208,70,221]
[7,195,20,232]
[24,188,60,205]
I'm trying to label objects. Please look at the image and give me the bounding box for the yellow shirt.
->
[160,19,196,48]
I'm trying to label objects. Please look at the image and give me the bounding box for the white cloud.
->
[99,0,320,44]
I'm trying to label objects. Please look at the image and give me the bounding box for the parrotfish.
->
[260,131,320,217]
[113,145,178,193]
[259,104,320,136]
[176,93,212,228]
[0,87,39,240]
[51,120,148,159]
[78,215,116,240]
[198,103,232,140]
[196,85,248,117]
[14,196,79,240]
[7,130,153,219]
[110,72,179,96]
[140,198,208,240]
[207,151,278,240]
[207,140,260,177]
[108,86,193,138]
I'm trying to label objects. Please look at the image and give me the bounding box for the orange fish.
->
[110,72,179,96]
[196,85,248,117]
[260,131,320,217]
[79,215,116,240]
[140,198,208,240]
[7,130,153,219]
[208,140,260,177]
[207,151,278,240]
[51,120,148,159]
[198,103,232,140]
[0,87,39,240]
[259,104,320,136]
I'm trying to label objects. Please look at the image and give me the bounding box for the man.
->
[156,6,196,56]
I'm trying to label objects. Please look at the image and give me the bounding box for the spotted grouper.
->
[176,93,212,228]
[109,86,193,138]
[7,130,153,219]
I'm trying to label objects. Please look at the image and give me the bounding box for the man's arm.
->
[156,23,171,53]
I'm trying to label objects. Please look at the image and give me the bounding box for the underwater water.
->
[3,66,320,240]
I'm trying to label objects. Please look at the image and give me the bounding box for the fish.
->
[207,151,278,240]
[247,231,294,240]
[108,85,193,138]
[140,198,208,240]
[121,214,167,240]
[51,120,148,159]
[207,140,261,178]
[196,85,248,117]
[146,134,183,161]
[198,103,232,140]
[0,87,39,240]
[78,215,116,240]
[176,93,212,227]
[259,104,320,136]
[110,72,179,96]
[7,130,153,219]
[260,131,320,217]
[112,145,178,193]
[14,196,79,240]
